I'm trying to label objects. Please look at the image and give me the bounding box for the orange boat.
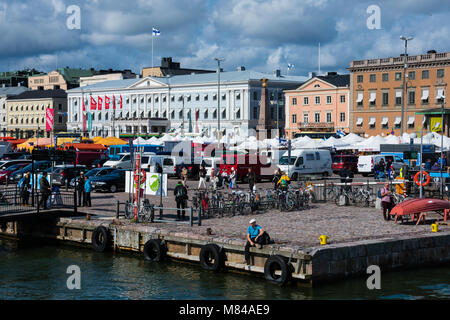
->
[390,198,450,224]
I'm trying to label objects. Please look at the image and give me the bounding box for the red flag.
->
[120,95,123,109]
[98,96,103,110]
[90,96,97,110]
[82,97,85,112]
[105,96,110,110]
[112,95,116,110]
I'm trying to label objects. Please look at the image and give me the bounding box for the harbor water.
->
[0,239,449,300]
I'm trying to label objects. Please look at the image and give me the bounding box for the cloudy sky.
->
[1,0,450,77]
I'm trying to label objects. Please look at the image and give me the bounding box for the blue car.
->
[10,161,53,183]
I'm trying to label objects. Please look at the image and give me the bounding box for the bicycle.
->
[353,187,375,207]
[277,188,296,211]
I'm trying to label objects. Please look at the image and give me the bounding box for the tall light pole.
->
[400,36,413,135]
[214,58,225,141]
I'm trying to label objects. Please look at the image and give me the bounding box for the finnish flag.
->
[152,27,160,36]
[287,63,294,70]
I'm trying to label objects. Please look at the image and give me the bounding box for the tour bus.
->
[277,149,332,179]
[220,153,276,182]
[108,144,163,161]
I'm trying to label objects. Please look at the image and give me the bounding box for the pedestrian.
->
[425,158,432,171]
[229,167,237,189]
[39,172,51,210]
[83,176,92,207]
[277,171,290,191]
[181,165,188,187]
[243,219,271,264]
[198,165,207,190]
[221,168,229,189]
[155,162,163,174]
[246,167,256,192]
[76,172,85,207]
[19,172,31,205]
[174,180,188,220]
[379,182,393,221]
[273,168,282,190]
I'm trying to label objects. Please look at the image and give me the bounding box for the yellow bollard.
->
[431,223,438,233]
[319,235,328,245]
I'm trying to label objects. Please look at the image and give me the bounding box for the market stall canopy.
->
[354,135,385,152]
[17,138,52,151]
[96,137,127,146]
[133,137,148,145]
[63,143,107,151]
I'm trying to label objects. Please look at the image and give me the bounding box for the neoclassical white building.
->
[66,69,307,138]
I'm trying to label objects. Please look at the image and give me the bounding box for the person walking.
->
[380,182,393,221]
[83,176,92,207]
[39,172,51,210]
[247,167,256,192]
[229,167,237,189]
[76,172,85,207]
[174,181,188,220]
[181,166,188,187]
[155,162,163,174]
[273,168,282,190]
[221,168,229,189]
[198,165,207,190]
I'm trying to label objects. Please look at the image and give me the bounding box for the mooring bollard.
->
[116,201,120,219]
[73,191,77,215]
[189,207,193,227]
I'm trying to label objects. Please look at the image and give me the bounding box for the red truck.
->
[220,153,276,182]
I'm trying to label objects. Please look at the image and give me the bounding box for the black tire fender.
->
[91,226,110,252]
[199,244,225,271]
[264,255,293,285]
[143,239,166,262]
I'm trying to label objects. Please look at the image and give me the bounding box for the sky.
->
[2,0,450,77]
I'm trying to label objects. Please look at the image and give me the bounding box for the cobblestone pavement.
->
[81,177,450,248]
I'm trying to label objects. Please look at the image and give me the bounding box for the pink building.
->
[284,73,350,139]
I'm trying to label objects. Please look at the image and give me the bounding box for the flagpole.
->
[152,30,154,78]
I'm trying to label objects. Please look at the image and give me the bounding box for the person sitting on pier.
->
[244,219,272,264]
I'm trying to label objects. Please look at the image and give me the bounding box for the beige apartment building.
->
[28,68,96,90]
[6,89,67,138]
[349,50,450,137]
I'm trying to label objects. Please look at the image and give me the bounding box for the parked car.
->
[332,155,359,174]
[0,162,30,183]
[277,149,332,180]
[145,155,178,176]
[357,154,406,176]
[175,162,201,179]
[103,153,155,169]
[10,161,52,182]
[90,169,126,193]
[69,167,120,187]
[48,165,87,187]
[0,159,32,171]
[89,157,110,168]
[1,152,28,160]
[221,153,275,182]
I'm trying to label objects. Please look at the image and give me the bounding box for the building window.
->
[340,95,345,103]
[292,98,297,105]
[408,71,416,80]
[59,116,62,123]
[204,95,208,101]
[382,73,389,82]
[315,96,320,104]
[196,95,200,101]
[253,107,258,119]
[395,93,402,105]
[437,69,445,78]
[369,92,376,106]
[303,113,309,123]
[382,92,389,106]
[421,88,429,104]
[408,91,415,105]
[303,97,309,105]
[422,70,429,79]
[213,109,217,119]
[314,113,320,123]
[253,91,258,100]
[236,109,240,119]
[292,114,297,124]
[213,94,217,101]
[326,113,332,123]
[340,112,345,122]
[357,75,363,83]
[326,96,332,104]
[395,72,402,81]
[369,74,376,82]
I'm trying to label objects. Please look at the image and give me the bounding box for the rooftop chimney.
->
[237,66,246,71]
[327,72,338,76]
[427,50,437,54]
[309,72,317,78]
[273,69,281,77]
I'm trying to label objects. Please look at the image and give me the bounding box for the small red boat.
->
[390,198,450,224]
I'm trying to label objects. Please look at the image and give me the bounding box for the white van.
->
[277,149,332,179]
[357,154,405,176]
[103,152,156,169]
[145,155,178,176]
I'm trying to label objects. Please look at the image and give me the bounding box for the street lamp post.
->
[214,58,225,140]
[400,36,413,136]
